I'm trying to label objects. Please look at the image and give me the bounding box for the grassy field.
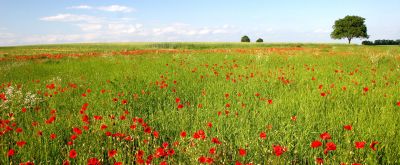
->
[0,43,399,164]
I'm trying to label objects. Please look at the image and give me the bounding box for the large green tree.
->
[241,35,250,42]
[331,15,369,44]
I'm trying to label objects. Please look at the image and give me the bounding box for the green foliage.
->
[374,39,400,45]
[256,38,263,43]
[362,40,374,45]
[241,35,250,42]
[331,15,369,44]
[362,40,400,45]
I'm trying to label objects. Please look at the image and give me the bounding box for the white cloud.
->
[2,20,241,45]
[98,5,134,13]
[40,14,99,22]
[23,34,100,43]
[77,24,103,31]
[107,23,143,34]
[152,24,234,36]
[0,32,15,38]
[68,4,134,13]
[212,29,228,34]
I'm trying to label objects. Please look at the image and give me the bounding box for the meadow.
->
[0,43,399,164]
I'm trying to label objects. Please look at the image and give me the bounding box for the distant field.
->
[0,43,399,164]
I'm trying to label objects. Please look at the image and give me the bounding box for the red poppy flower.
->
[259,132,266,139]
[50,133,57,139]
[16,128,23,133]
[291,116,297,121]
[160,161,167,165]
[207,122,212,128]
[46,83,55,89]
[320,132,331,140]
[46,116,56,124]
[273,145,285,156]
[238,148,246,156]
[73,127,82,135]
[175,98,180,103]
[114,162,122,165]
[155,147,166,158]
[355,141,366,149]
[63,160,70,165]
[209,148,216,154]
[311,140,322,148]
[121,99,127,105]
[82,115,89,124]
[87,158,100,165]
[320,92,326,97]
[225,103,230,108]
[370,141,378,151]
[397,101,400,107]
[268,100,273,104]
[206,157,214,164]
[324,142,336,155]
[144,127,152,134]
[198,156,207,163]
[108,149,117,158]
[177,104,184,109]
[94,116,103,120]
[180,131,187,138]
[161,142,168,148]
[316,158,323,164]
[363,87,369,92]
[16,141,27,147]
[153,131,159,138]
[343,125,352,131]
[69,149,77,159]
[168,149,175,156]
[211,137,222,144]
[7,149,15,157]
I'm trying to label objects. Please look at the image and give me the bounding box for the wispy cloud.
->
[152,23,234,36]
[40,14,100,22]
[98,5,134,13]
[77,24,103,31]
[68,5,92,10]
[68,5,134,13]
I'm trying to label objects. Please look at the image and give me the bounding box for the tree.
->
[241,35,250,42]
[256,38,263,43]
[331,15,369,44]
[361,40,374,45]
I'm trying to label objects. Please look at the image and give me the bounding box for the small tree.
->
[241,35,250,42]
[331,15,369,44]
[256,38,263,43]
[361,40,374,45]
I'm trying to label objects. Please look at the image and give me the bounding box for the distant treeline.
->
[362,39,400,45]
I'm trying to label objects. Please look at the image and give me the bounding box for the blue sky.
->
[0,0,399,46]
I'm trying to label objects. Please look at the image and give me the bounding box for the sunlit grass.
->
[0,43,399,164]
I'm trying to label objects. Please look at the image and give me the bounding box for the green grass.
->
[0,43,399,164]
